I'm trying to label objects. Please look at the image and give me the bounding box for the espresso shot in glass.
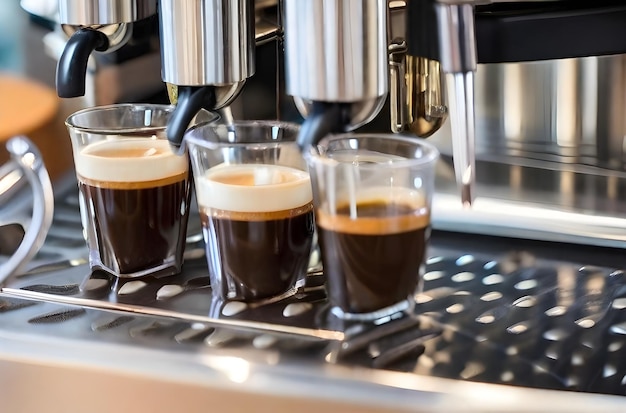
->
[185,121,315,304]
[66,104,197,278]
[306,134,439,321]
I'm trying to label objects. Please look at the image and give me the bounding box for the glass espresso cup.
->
[185,121,315,303]
[66,104,201,278]
[306,134,439,321]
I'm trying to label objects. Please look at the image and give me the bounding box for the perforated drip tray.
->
[1,257,342,339]
[4,237,626,395]
[3,175,626,397]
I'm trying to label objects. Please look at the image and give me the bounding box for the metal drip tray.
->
[4,240,626,396]
[2,174,626,410]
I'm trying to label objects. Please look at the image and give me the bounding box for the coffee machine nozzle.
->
[159,0,256,148]
[283,0,388,149]
[284,0,476,206]
[55,0,157,98]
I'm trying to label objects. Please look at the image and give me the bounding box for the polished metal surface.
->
[2,300,625,413]
[283,0,388,102]
[167,82,247,112]
[4,178,626,405]
[45,0,626,244]
[14,4,626,410]
[60,22,132,54]
[292,95,388,132]
[474,55,626,170]
[58,0,157,24]
[435,3,478,206]
[430,136,626,247]
[445,71,476,206]
[254,12,281,46]
[388,6,447,138]
[404,55,448,137]
[58,0,159,56]
[0,137,54,285]
[436,4,477,74]
[390,41,408,133]
[0,161,24,205]
[159,0,255,86]
[429,52,626,224]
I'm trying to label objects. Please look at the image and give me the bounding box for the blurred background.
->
[1,1,86,181]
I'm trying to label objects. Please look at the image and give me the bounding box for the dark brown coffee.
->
[79,172,191,275]
[196,163,314,301]
[200,204,315,301]
[74,138,191,277]
[316,200,430,315]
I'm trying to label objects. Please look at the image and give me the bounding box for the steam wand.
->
[436,3,477,207]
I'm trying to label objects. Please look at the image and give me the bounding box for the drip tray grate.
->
[3,174,626,397]
[4,244,626,396]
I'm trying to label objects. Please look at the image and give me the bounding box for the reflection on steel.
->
[431,153,626,248]
[4,241,626,394]
[58,0,157,25]
[472,55,626,168]
[3,174,626,401]
[159,0,254,86]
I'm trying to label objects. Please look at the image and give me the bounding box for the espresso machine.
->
[424,0,626,248]
[49,0,626,247]
[49,0,163,105]
[4,0,626,411]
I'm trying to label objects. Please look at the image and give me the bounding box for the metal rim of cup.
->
[183,120,301,149]
[65,103,177,135]
[307,133,440,170]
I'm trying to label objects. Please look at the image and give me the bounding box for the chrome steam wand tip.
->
[436,2,477,207]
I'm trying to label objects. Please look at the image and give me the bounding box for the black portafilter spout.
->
[167,86,217,151]
[297,102,352,150]
[56,28,109,98]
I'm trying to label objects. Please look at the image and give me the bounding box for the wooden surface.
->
[0,74,74,180]
[0,74,59,141]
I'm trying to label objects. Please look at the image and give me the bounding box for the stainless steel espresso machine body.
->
[55,0,159,98]
[423,0,626,247]
[47,0,626,242]
[282,0,626,247]
[46,0,626,248]
[283,0,389,149]
[158,0,256,147]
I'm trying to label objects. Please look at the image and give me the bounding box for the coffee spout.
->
[297,102,350,150]
[284,0,388,149]
[56,28,109,98]
[167,86,216,150]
